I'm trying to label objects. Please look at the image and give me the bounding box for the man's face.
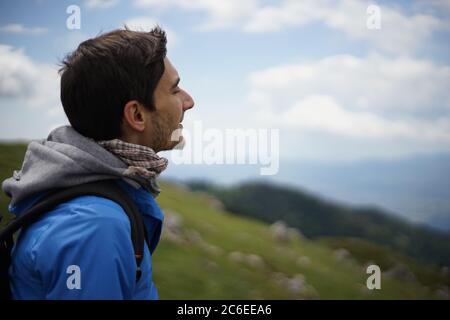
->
[144,57,194,152]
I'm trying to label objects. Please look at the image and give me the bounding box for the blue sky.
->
[1,0,450,228]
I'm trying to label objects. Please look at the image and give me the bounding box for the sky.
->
[1,0,450,228]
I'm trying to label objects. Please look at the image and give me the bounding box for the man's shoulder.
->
[46,194,132,226]
[19,195,132,252]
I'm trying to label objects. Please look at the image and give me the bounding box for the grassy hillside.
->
[153,182,448,299]
[0,143,27,227]
[1,143,448,299]
[187,181,450,267]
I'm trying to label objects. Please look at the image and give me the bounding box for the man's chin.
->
[163,134,185,151]
[166,125,185,150]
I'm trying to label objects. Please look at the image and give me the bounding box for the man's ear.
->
[123,101,146,132]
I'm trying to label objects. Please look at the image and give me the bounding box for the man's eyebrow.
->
[171,77,180,90]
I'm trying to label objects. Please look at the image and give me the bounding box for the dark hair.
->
[59,27,167,140]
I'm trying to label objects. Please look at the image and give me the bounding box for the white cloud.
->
[134,0,259,31]
[261,94,450,141]
[248,54,450,118]
[242,0,328,33]
[85,0,120,9]
[0,44,59,110]
[245,54,450,159]
[0,45,65,140]
[0,24,47,35]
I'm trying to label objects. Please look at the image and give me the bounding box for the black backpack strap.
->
[0,179,146,288]
[0,227,14,300]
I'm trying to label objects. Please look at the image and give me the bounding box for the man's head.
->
[59,27,194,152]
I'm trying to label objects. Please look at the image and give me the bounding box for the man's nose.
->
[182,90,195,111]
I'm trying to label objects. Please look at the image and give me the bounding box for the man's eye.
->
[173,87,181,94]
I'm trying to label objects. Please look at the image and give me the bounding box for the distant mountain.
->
[427,212,450,232]
[164,153,450,232]
[272,154,450,233]
[187,180,450,267]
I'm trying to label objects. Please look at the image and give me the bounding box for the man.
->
[1,27,194,299]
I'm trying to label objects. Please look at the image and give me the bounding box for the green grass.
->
[0,143,27,227]
[0,143,447,299]
[319,237,450,293]
[154,183,445,299]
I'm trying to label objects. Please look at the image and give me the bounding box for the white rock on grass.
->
[296,256,311,267]
[227,252,267,270]
[435,286,450,299]
[269,221,305,244]
[163,209,184,234]
[201,243,224,256]
[246,254,266,270]
[333,248,351,261]
[384,264,417,283]
[272,272,319,299]
[228,251,245,264]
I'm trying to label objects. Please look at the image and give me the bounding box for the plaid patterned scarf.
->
[96,139,168,181]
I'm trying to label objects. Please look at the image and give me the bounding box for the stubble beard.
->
[151,113,184,152]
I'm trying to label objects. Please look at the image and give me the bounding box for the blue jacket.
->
[9,179,164,300]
